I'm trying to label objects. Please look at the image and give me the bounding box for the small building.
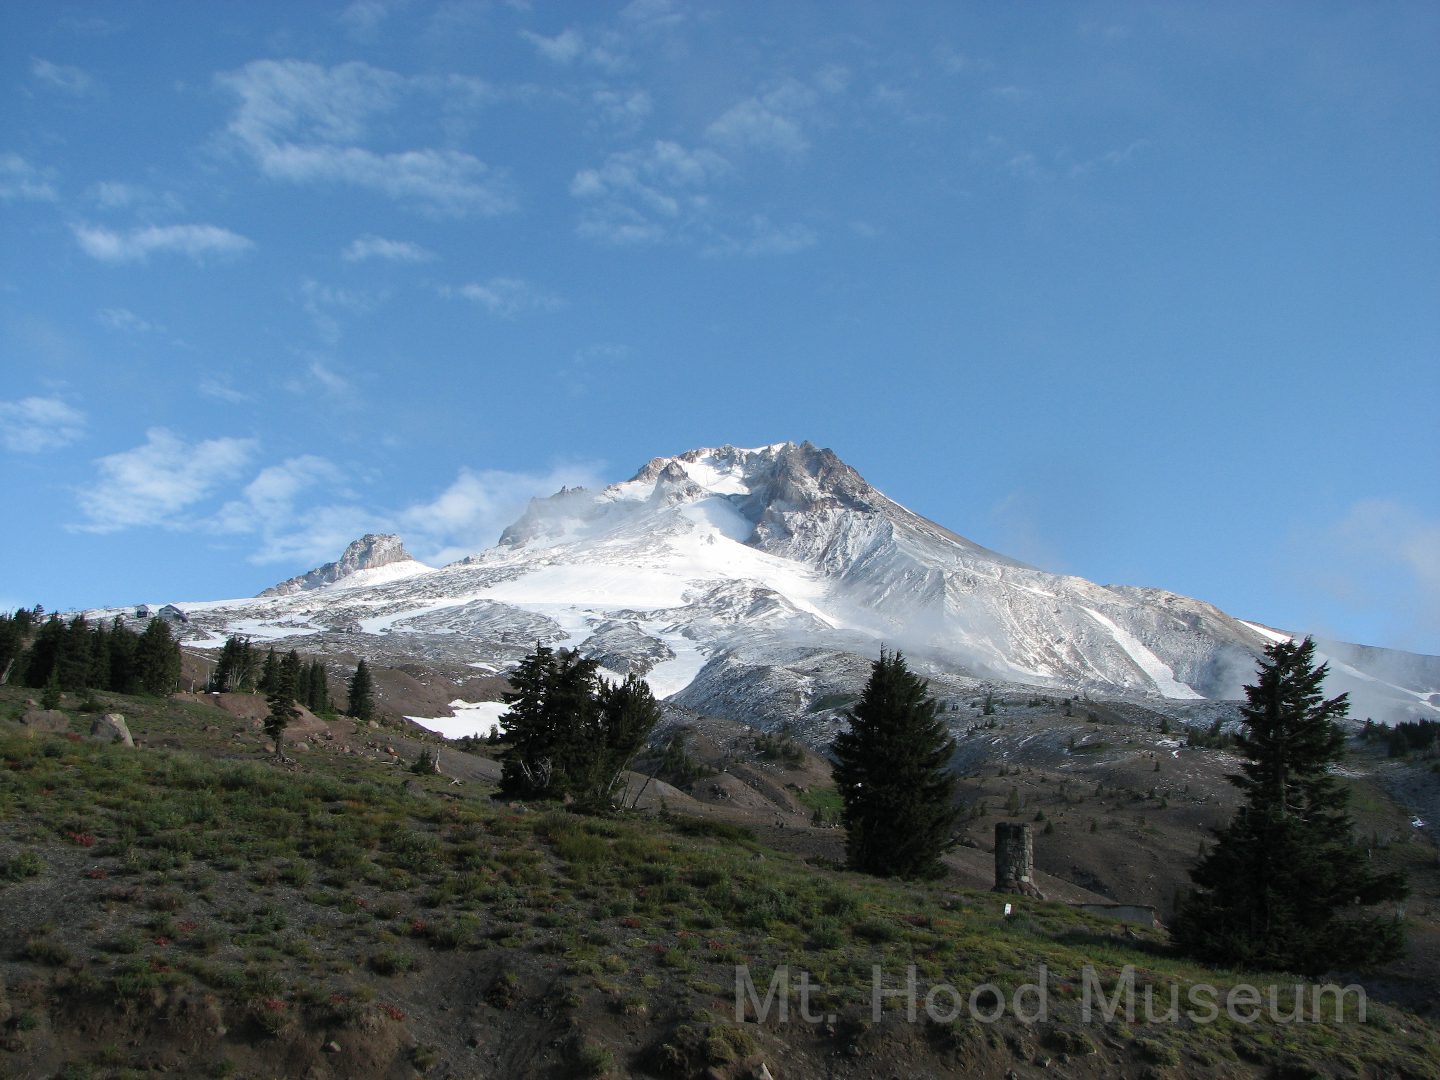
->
[135,604,151,619]
[156,604,189,624]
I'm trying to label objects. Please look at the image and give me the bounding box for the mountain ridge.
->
[90,441,1440,729]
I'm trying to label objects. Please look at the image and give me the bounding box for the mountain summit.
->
[120,442,1437,728]
[258,533,429,597]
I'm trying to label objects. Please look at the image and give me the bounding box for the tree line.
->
[0,607,180,698]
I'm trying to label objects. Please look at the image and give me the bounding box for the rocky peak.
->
[259,533,418,596]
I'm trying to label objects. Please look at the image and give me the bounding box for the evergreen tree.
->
[24,614,65,689]
[347,658,375,721]
[258,647,279,695]
[0,612,24,684]
[135,618,181,696]
[1172,637,1407,974]
[58,615,92,691]
[832,650,961,879]
[264,657,300,760]
[304,660,330,714]
[498,646,660,811]
[108,617,139,694]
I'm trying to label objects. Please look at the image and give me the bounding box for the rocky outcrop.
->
[90,713,134,746]
[260,534,421,596]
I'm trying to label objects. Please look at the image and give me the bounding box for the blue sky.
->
[2,1,1437,654]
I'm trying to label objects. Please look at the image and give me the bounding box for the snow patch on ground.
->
[1082,607,1203,699]
[1241,621,1292,644]
[407,699,510,740]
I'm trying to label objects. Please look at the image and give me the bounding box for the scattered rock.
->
[90,713,134,747]
[323,1040,341,1053]
[19,709,69,734]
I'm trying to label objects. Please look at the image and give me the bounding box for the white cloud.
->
[519,27,625,70]
[30,58,95,95]
[342,234,435,262]
[282,357,362,407]
[299,278,377,342]
[198,376,254,405]
[98,307,159,333]
[706,91,812,157]
[397,463,606,564]
[704,215,816,258]
[591,88,652,132]
[73,222,253,264]
[620,0,685,32]
[228,461,608,570]
[217,59,514,217]
[86,180,182,213]
[1309,498,1440,648]
[75,428,257,532]
[450,277,562,317]
[521,27,585,64]
[0,396,86,453]
[213,455,346,536]
[571,139,727,245]
[0,154,58,202]
[339,0,409,35]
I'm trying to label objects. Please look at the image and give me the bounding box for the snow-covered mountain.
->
[258,534,430,596]
[125,442,1440,729]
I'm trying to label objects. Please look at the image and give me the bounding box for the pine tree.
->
[347,659,375,721]
[135,618,181,696]
[832,650,961,879]
[264,657,299,761]
[108,617,139,694]
[498,646,660,811]
[1172,637,1407,974]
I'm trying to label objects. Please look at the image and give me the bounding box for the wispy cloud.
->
[519,26,625,71]
[283,357,362,408]
[86,180,182,213]
[98,307,160,334]
[571,140,727,245]
[298,278,377,343]
[338,0,409,36]
[703,215,816,258]
[1301,498,1440,649]
[342,234,435,262]
[217,59,514,217]
[449,277,562,317]
[30,57,96,96]
[75,428,258,532]
[213,455,348,537]
[0,396,86,453]
[397,463,606,564]
[73,222,253,264]
[198,376,254,405]
[705,80,817,158]
[0,154,58,202]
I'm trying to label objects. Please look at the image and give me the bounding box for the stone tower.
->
[993,822,1044,899]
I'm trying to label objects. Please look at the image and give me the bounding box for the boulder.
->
[19,709,69,734]
[90,713,134,746]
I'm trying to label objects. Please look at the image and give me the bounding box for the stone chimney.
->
[994,822,1044,899]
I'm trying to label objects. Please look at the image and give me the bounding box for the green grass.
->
[2,687,1439,1080]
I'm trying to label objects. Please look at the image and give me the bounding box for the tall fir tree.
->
[1172,637,1407,974]
[135,618,181,696]
[258,647,279,695]
[347,658,375,721]
[832,650,961,879]
[264,656,299,760]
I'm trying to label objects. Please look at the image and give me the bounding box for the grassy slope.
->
[1,685,1437,1080]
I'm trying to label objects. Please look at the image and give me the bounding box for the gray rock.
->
[90,713,134,746]
[20,709,69,734]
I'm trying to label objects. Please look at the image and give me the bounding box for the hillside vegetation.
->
[1,684,1438,1079]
